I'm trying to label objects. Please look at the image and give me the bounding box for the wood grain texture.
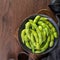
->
[0,0,51,60]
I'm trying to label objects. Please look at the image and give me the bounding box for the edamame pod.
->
[36,27,43,45]
[25,22,31,39]
[38,21,46,28]
[43,30,47,42]
[38,26,43,31]
[25,29,31,39]
[54,32,58,38]
[26,41,31,49]
[40,17,48,21]
[31,29,39,43]
[34,15,41,23]
[25,22,31,29]
[49,41,54,47]
[21,29,26,43]
[30,42,35,53]
[40,36,50,53]
[49,34,54,47]
[24,35,29,42]
[35,43,40,49]
[31,33,35,44]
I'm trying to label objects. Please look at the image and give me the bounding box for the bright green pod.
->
[44,27,49,36]
[25,29,31,39]
[34,15,41,23]
[40,36,50,53]
[30,22,37,29]
[25,22,31,39]
[24,35,29,42]
[49,41,54,47]
[38,26,43,31]
[26,41,31,49]
[38,21,50,36]
[52,27,56,32]
[38,21,46,27]
[21,29,26,43]
[31,29,39,43]
[35,42,40,50]
[30,42,35,53]
[54,32,58,38]
[49,34,54,47]
[40,17,48,21]
[31,33,35,44]
[51,34,54,41]
[36,27,43,45]
[43,30,47,42]
[25,22,31,29]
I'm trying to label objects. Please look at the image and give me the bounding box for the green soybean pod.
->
[38,21,46,27]
[40,36,50,53]
[31,29,39,43]
[50,27,56,33]
[35,42,40,50]
[30,22,37,29]
[25,29,31,39]
[54,32,58,38]
[25,22,31,29]
[49,41,54,47]
[38,21,50,36]
[51,34,54,41]
[25,22,31,39]
[49,34,54,47]
[31,33,35,44]
[24,35,30,42]
[26,41,31,49]
[44,27,49,36]
[21,29,26,43]
[34,15,41,23]
[30,42,35,53]
[40,17,48,21]
[38,26,43,31]
[46,21,56,32]
[36,27,43,45]
[43,30,47,42]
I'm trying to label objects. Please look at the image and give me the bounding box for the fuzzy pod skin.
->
[30,42,35,53]
[31,29,39,43]
[40,17,48,21]
[26,41,31,49]
[54,32,58,38]
[35,42,40,49]
[21,29,26,43]
[38,26,43,31]
[43,30,47,42]
[49,41,54,47]
[40,36,50,53]
[35,36,50,53]
[30,33,35,44]
[25,22,31,39]
[36,27,43,45]
[49,34,54,47]
[38,21,50,36]
[34,15,41,23]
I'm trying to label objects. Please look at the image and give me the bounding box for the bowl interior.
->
[18,14,59,55]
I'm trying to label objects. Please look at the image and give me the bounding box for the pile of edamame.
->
[21,15,58,53]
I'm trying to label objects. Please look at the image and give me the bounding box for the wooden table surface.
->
[0,0,51,60]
